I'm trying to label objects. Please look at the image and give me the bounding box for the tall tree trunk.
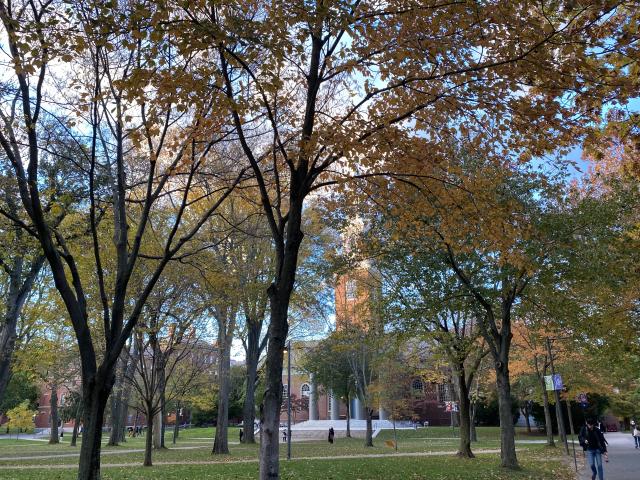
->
[132,410,139,436]
[117,342,139,444]
[554,393,567,450]
[495,362,518,469]
[523,403,532,433]
[259,295,291,479]
[534,356,554,447]
[213,322,232,455]
[242,328,260,444]
[108,345,133,446]
[107,389,122,446]
[153,410,163,450]
[158,364,166,449]
[454,370,473,458]
[541,378,555,447]
[77,376,112,480]
[71,415,80,447]
[0,310,19,409]
[346,394,351,438]
[470,404,478,443]
[49,384,59,444]
[160,394,166,448]
[144,403,154,467]
[70,397,82,448]
[0,256,43,407]
[172,403,180,444]
[364,407,373,447]
[257,182,305,479]
[117,395,129,444]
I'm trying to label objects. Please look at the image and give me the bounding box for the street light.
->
[546,337,568,454]
[546,337,578,472]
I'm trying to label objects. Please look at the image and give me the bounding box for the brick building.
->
[34,381,78,430]
[279,254,454,426]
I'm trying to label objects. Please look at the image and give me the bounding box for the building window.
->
[412,379,423,393]
[345,279,357,300]
[437,383,451,403]
[301,383,310,397]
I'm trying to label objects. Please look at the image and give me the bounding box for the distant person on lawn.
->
[328,427,334,444]
[579,417,608,480]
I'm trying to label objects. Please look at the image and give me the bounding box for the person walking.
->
[579,417,609,480]
[633,423,640,449]
[328,427,335,444]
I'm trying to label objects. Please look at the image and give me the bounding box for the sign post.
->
[546,338,569,455]
[565,392,578,472]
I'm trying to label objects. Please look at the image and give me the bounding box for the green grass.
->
[0,427,573,479]
[0,453,572,480]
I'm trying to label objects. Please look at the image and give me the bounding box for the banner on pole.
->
[444,401,459,412]
[544,374,564,391]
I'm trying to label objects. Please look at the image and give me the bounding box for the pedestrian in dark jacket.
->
[328,427,335,444]
[579,418,608,480]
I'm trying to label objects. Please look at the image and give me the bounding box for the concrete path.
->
[0,445,212,461]
[0,448,505,470]
[578,432,640,480]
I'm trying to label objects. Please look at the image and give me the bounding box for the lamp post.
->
[287,339,291,460]
[546,337,568,454]
[546,337,578,472]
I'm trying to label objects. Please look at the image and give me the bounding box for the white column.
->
[353,397,365,420]
[330,391,340,421]
[378,405,388,421]
[309,375,319,421]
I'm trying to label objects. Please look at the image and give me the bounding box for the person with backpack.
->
[579,417,608,480]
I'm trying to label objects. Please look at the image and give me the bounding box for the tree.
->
[372,238,489,457]
[0,123,81,407]
[340,325,380,448]
[0,2,245,477]
[374,346,420,451]
[60,390,83,447]
[280,393,309,425]
[195,1,635,473]
[107,341,138,446]
[6,400,35,439]
[237,243,271,444]
[126,292,206,466]
[337,142,572,467]
[14,309,80,445]
[511,321,556,447]
[189,199,246,456]
[303,336,355,438]
[0,371,38,416]
[508,142,640,446]
[2,1,635,478]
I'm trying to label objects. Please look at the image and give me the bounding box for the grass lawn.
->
[0,427,574,479]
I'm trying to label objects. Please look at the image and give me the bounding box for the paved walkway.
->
[0,445,211,461]
[578,432,640,480]
[0,448,506,470]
